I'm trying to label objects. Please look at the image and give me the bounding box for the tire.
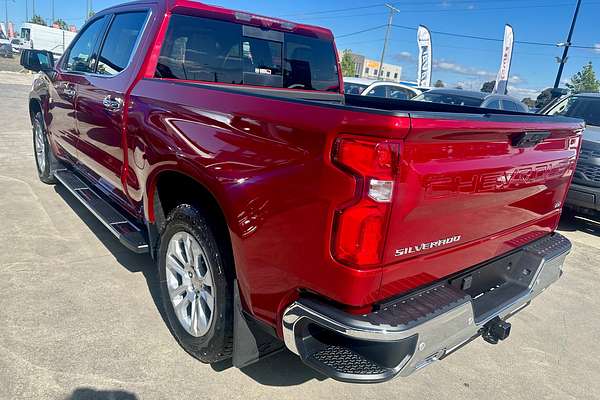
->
[32,111,57,184]
[157,204,234,363]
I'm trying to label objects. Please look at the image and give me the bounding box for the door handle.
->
[103,95,123,112]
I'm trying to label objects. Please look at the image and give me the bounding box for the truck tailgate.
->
[379,113,583,298]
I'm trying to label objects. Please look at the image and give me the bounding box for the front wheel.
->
[157,204,234,363]
[32,112,57,184]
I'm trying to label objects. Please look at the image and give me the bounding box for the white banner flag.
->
[417,25,432,87]
[493,25,514,95]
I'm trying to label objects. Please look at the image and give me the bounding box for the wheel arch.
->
[147,169,235,269]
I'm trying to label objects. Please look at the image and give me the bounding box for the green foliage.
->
[566,62,600,94]
[535,88,554,109]
[29,15,46,26]
[340,49,356,77]
[434,80,444,88]
[52,19,69,31]
[481,80,496,93]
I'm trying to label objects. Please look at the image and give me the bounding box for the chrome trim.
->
[282,241,570,378]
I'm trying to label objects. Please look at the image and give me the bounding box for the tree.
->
[340,49,356,77]
[434,80,444,88]
[521,98,535,109]
[566,62,600,94]
[535,88,554,109]
[29,15,46,26]
[52,18,68,30]
[481,80,496,93]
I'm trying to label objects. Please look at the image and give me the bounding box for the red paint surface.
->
[34,0,584,335]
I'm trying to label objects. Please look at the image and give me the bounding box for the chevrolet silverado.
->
[20,0,584,383]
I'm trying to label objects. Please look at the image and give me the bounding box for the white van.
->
[20,23,77,56]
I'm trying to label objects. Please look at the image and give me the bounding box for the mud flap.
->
[232,280,284,368]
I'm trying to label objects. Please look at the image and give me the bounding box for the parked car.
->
[344,77,422,100]
[541,93,600,216]
[413,88,529,112]
[0,31,13,58]
[20,0,583,384]
[10,38,23,54]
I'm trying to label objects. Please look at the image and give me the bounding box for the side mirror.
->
[20,49,55,72]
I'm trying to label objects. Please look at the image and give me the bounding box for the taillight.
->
[332,138,399,267]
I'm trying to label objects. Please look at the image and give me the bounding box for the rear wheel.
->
[158,204,234,363]
[33,111,57,184]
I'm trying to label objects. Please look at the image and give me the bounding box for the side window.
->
[389,87,413,100]
[64,16,108,73]
[97,12,147,76]
[485,99,501,110]
[503,100,519,112]
[366,85,387,98]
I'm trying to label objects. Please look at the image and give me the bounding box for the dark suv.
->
[542,93,600,215]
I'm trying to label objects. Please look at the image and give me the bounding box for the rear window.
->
[156,15,340,92]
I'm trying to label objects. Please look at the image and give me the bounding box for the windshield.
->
[156,15,340,92]
[413,92,484,107]
[344,82,368,95]
[547,96,600,126]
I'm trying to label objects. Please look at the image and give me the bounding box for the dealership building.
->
[342,52,403,82]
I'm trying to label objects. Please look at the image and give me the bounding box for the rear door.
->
[74,11,148,213]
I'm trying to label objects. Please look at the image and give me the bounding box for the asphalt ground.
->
[1,74,599,400]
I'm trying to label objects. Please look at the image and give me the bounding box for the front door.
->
[48,15,109,162]
[75,11,148,215]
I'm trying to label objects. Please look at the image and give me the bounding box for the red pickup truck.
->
[21,0,583,383]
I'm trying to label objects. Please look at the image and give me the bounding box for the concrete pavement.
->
[0,75,599,400]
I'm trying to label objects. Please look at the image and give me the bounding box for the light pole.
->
[377,4,400,80]
[51,0,54,25]
[553,0,582,89]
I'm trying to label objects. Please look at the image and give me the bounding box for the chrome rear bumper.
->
[282,233,571,383]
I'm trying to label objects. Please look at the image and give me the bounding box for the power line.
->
[336,25,387,39]
[295,1,600,22]
[281,0,574,18]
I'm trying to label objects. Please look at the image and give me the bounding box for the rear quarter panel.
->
[126,79,410,325]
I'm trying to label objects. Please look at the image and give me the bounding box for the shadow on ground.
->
[559,211,600,237]
[65,388,138,400]
[54,184,324,387]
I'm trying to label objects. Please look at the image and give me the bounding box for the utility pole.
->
[25,0,28,22]
[32,0,35,19]
[51,0,54,25]
[4,0,8,37]
[554,0,582,88]
[377,4,400,80]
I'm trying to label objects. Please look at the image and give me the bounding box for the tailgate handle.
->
[511,131,551,148]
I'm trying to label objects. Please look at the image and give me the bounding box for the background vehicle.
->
[19,23,77,56]
[344,77,422,99]
[542,93,600,216]
[413,88,529,111]
[20,0,582,384]
[10,38,23,54]
[0,31,12,58]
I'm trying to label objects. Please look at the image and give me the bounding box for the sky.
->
[3,0,600,99]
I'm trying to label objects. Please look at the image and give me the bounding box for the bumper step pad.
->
[55,169,149,253]
[283,233,571,383]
